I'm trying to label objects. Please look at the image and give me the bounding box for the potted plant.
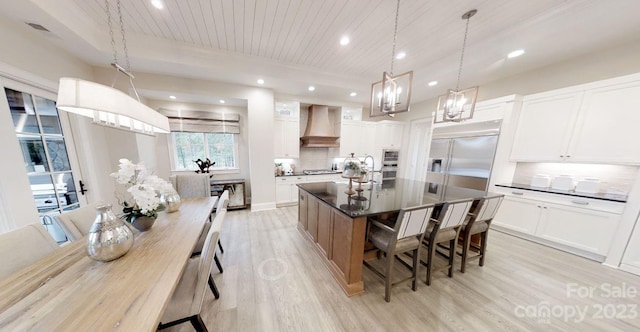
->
[110,159,175,231]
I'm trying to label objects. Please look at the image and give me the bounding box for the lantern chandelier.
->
[434,9,479,123]
[369,0,413,118]
[56,0,170,135]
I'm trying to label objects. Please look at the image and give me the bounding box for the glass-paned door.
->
[5,87,85,242]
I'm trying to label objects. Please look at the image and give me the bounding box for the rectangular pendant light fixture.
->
[57,77,170,135]
[370,70,413,117]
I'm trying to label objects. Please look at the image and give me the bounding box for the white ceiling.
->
[1,0,640,106]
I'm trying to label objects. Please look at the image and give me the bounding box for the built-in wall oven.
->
[382,149,399,180]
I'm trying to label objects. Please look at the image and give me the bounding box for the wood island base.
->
[298,189,366,296]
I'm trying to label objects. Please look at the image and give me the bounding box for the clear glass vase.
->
[86,204,134,262]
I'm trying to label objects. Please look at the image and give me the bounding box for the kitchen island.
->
[297,179,492,296]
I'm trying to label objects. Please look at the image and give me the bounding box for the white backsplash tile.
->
[513,162,638,194]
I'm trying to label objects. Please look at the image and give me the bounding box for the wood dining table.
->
[0,197,217,331]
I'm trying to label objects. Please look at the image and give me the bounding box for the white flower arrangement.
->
[110,159,175,220]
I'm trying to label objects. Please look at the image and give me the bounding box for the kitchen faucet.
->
[363,154,377,183]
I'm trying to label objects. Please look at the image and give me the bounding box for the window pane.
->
[30,174,58,213]
[18,134,49,173]
[206,133,235,168]
[53,172,78,207]
[34,96,63,135]
[45,137,71,171]
[174,132,205,169]
[6,88,39,133]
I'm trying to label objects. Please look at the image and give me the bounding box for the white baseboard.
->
[620,263,640,276]
[250,202,276,212]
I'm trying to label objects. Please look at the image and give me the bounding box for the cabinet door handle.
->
[543,206,548,209]
[536,205,542,208]
[560,155,565,158]
[566,155,571,158]
[571,200,589,205]
[512,191,524,196]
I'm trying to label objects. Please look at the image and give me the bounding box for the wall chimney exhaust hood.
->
[300,104,339,148]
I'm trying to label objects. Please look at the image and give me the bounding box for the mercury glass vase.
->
[86,204,134,262]
[165,190,181,213]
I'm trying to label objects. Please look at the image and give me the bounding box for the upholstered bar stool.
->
[0,223,59,280]
[458,195,504,273]
[363,204,435,302]
[421,198,474,285]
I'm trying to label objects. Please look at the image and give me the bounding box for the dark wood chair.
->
[421,198,474,285]
[458,195,504,273]
[363,204,435,302]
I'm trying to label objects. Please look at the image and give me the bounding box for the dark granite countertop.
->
[275,171,342,177]
[496,183,627,203]
[298,179,497,218]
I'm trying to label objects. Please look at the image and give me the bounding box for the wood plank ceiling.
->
[10,0,640,104]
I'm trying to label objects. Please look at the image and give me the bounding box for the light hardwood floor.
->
[168,206,640,332]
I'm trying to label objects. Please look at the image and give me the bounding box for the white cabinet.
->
[621,217,640,274]
[492,187,623,261]
[568,82,640,164]
[510,79,640,164]
[339,121,375,157]
[274,117,300,158]
[510,92,583,161]
[492,196,541,234]
[374,121,405,150]
[536,202,619,256]
[275,176,306,205]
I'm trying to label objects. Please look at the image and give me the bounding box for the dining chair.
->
[215,189,229,254]
[171,174,211,199]
[193,193,229,272]
[421,198,474,285]
[363,204,435,302]
[458,195,504,273]
[158,224,220,332]
[53,202,102,241]
[0,223,59,281]
[171,174,223,271]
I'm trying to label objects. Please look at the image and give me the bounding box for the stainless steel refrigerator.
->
[426,120,501,192]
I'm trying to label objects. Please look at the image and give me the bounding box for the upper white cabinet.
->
[568,82,640,164]
[274,117,300,158]
[274,101,300,158]
[510,77,640,164]
[374,121,405,150]
[339,120,375,157]
[510,92,583,162]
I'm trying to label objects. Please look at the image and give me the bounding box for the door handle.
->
[79,180,88,195]
[511,191,524,196]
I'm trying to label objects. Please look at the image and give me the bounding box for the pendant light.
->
[434,9,479,123]
[56,0,170,135]
[369,0,413,118]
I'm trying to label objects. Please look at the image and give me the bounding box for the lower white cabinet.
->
[535,202,620,256]
[493,196,540,234]
[492,189,623,260]
[276,176,306,205]
[276,174,342,205]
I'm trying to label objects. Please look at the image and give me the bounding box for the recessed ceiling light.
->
[350,92,357,97]
[257,78,265,85]
[508,49,525,58]
[340,36,350,46]
[219,100,225,104]
[395,51,406,59]
[428,81,438,87]
[151,0,164,10]
[169,95,176,99]
[308,86,315,92]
